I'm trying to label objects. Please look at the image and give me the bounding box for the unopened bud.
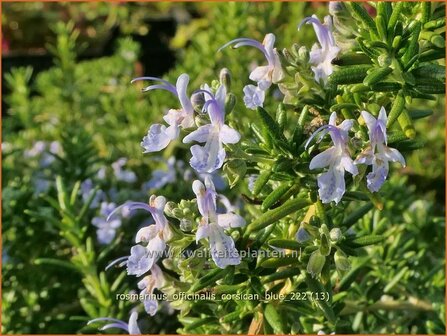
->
[330,228,342,242]
[334,249,351,272]
[164,201,177,217]
[319,234,331,256]
[307,250,326,278]
[225,93,237,114]
[297,46,309,63]
[191,92,205,114]
[219,68,231,90]
[180,219,193,232]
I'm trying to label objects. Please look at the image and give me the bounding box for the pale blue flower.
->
[354,107,406,192]
[133,74,195,153]
[24,141,46,158]
[144,156,177,190]
[248,175,258,193]
[299,15,340,84]
[80,179,104,209]
[25,141,61,167]
[306,112,358,204]
[220,33,285,90]
[112,158,137,183]
[193,176,245,268]
[109,195,172,276]
[137,264,165,316]
[198,172,227,191]
[243,84,265,109]
[88,311,141,334]
[183,84,240,173]
[33,176,50,194]
[296,226,311,243]
[92,202,122,244]
[97,166,107,180]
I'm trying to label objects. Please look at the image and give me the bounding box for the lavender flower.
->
[296,226,311,243]
[144,156,177,190]
[25,141,62,167]
[183,84,241,173]
[112,158,137,183]
[88,311,141,334]
[24,141,46,158]
[306,112,358,204]
[354,107,406,192]
[108,195,172,277]
[299,15,340,84]
[137,264,165,316]
[220,33,285,90]
[92,202,122,244]
[193,176,245,268]
[80,179,104,209]
[243,84,266,110]
[133,74,195,153]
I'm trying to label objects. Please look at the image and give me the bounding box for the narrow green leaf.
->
[397,109,416,138]
[247,198,310,233]
[189,268,231,292]
[375,15,388,41]
[387,2,404,31]
[261,183,291,211]
[264,304,284,334]
[350,2,378,39]
[387,91,406,127]
[262,268,301,283]
[253,170,272,195]
[184,317,218,332]
[348,234,386,247]
[363,67,393,86]
[305,275,336,324]
[257,106,289,147]
[268,239,301,250]
[342,203,373,228]
[328,65,371,85]
[408,109,433,120]
[34,258,79,272]
[260,255,300,268]
[370,82,402,92]
[402,21,421,66]
[384,266,409,293]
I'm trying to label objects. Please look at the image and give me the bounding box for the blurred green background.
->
[2,2,445,334]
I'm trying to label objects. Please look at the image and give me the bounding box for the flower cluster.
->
[307,109,405,204]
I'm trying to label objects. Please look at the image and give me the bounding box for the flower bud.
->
[164,201,177,217]
[281,48,296,65]
[219,68,231,90]
[378,54,392,67]
[330,228,342,242]
[319,234,331,256]
[172,208,184,219]
[191,92,205,114]
[307,250,326,278]
[179,218,193,232]
[297,46,309,63]
[334,249,351,273]
[225,93,237,115]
